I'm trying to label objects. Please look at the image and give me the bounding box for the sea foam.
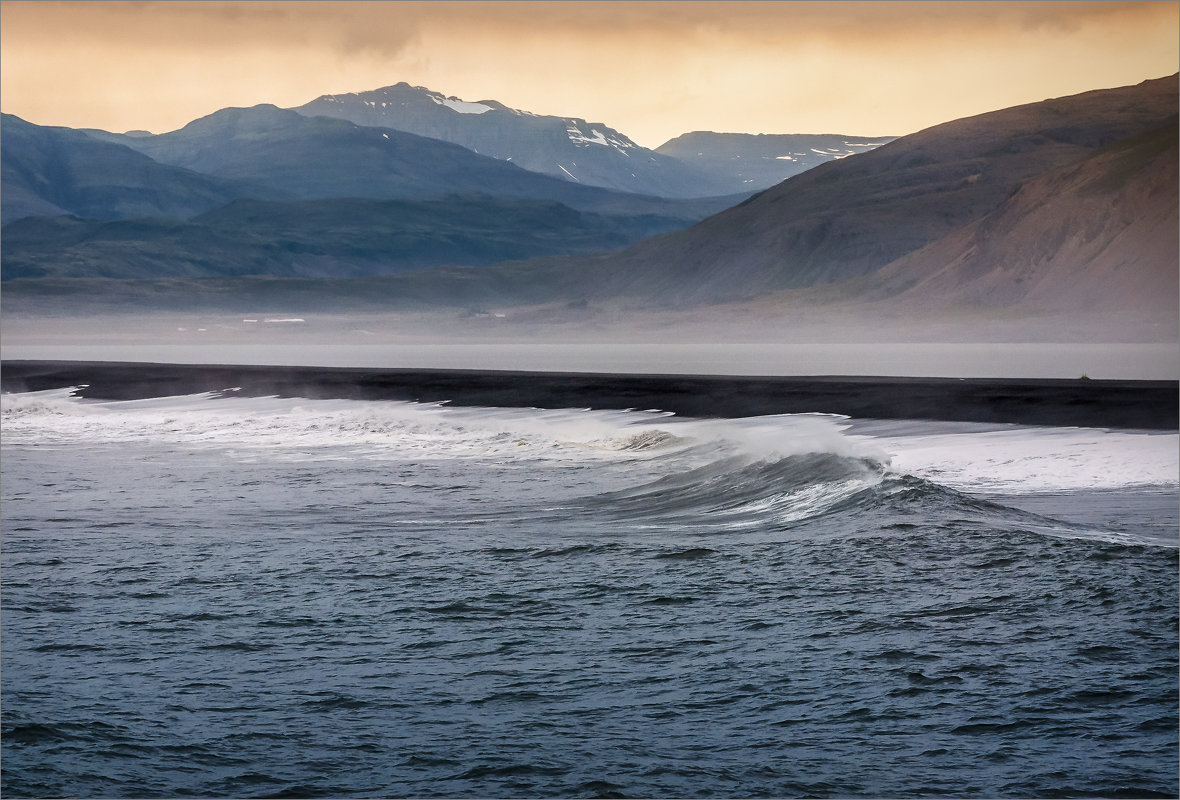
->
[3,389,1175,495]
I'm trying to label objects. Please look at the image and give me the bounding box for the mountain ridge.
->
[0,113,273,224]
[293,83,728,197]
[81,104,745,217]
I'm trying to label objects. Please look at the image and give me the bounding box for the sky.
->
[1,1,1177,148]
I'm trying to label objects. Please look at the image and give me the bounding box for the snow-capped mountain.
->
[293,83,736,198]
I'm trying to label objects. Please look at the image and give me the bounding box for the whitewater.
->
[2,389,1177,797]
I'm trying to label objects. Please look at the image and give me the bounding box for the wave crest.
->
[1,387,97,419]
[587,451,888,529]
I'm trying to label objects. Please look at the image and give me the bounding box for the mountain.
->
[518,75,1179,308]
[293,83,744,198]
[0,114,264,224]
[1,194,697,280]
[654,132,896,194]
[5,76,1175,333]
[93,104,741,218]
[164,74,1169,322]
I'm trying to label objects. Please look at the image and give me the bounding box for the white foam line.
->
[863,426,1179,493]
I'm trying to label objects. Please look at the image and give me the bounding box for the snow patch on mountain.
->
[427,93,493,115]
[564,120,637,154]
[810,146,863,159]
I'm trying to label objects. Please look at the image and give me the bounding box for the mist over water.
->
[3,305,1177,379]
[2,390,1176,798]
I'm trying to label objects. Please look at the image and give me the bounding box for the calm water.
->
[2,389,1177,798]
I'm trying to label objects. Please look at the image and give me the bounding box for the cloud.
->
[1,1,1175,142]
[1,1,417,54]
[7,1,1166,60]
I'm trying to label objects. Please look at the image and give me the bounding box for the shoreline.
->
[2,359,1177,429]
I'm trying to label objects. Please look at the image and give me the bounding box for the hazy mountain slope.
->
[654,132,895,193]
[550,75,1178,305]
[0,194,695,281]
[863,118,1178,315]
[2,183,71,222]
[293,83,733,198]
[0,114,259,224]
[97,104,741,218]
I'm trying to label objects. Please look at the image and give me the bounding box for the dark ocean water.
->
[2,390,1177,798]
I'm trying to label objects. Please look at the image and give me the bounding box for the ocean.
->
[1,387,1177,798]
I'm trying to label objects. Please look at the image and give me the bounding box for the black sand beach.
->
[2,360,1176,429]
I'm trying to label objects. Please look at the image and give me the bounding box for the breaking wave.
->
[3,387,1175,546]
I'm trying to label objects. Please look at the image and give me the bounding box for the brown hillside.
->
[574,75,1178,306]
[865,120,1178,317]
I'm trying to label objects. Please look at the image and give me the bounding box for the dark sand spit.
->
[3,360,1176,429]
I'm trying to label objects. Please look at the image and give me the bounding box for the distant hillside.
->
[0,114,264,224]
[1,194,696,280]
[654,132,895,193]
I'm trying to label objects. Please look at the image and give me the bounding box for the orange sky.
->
[1,1,1177,147]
